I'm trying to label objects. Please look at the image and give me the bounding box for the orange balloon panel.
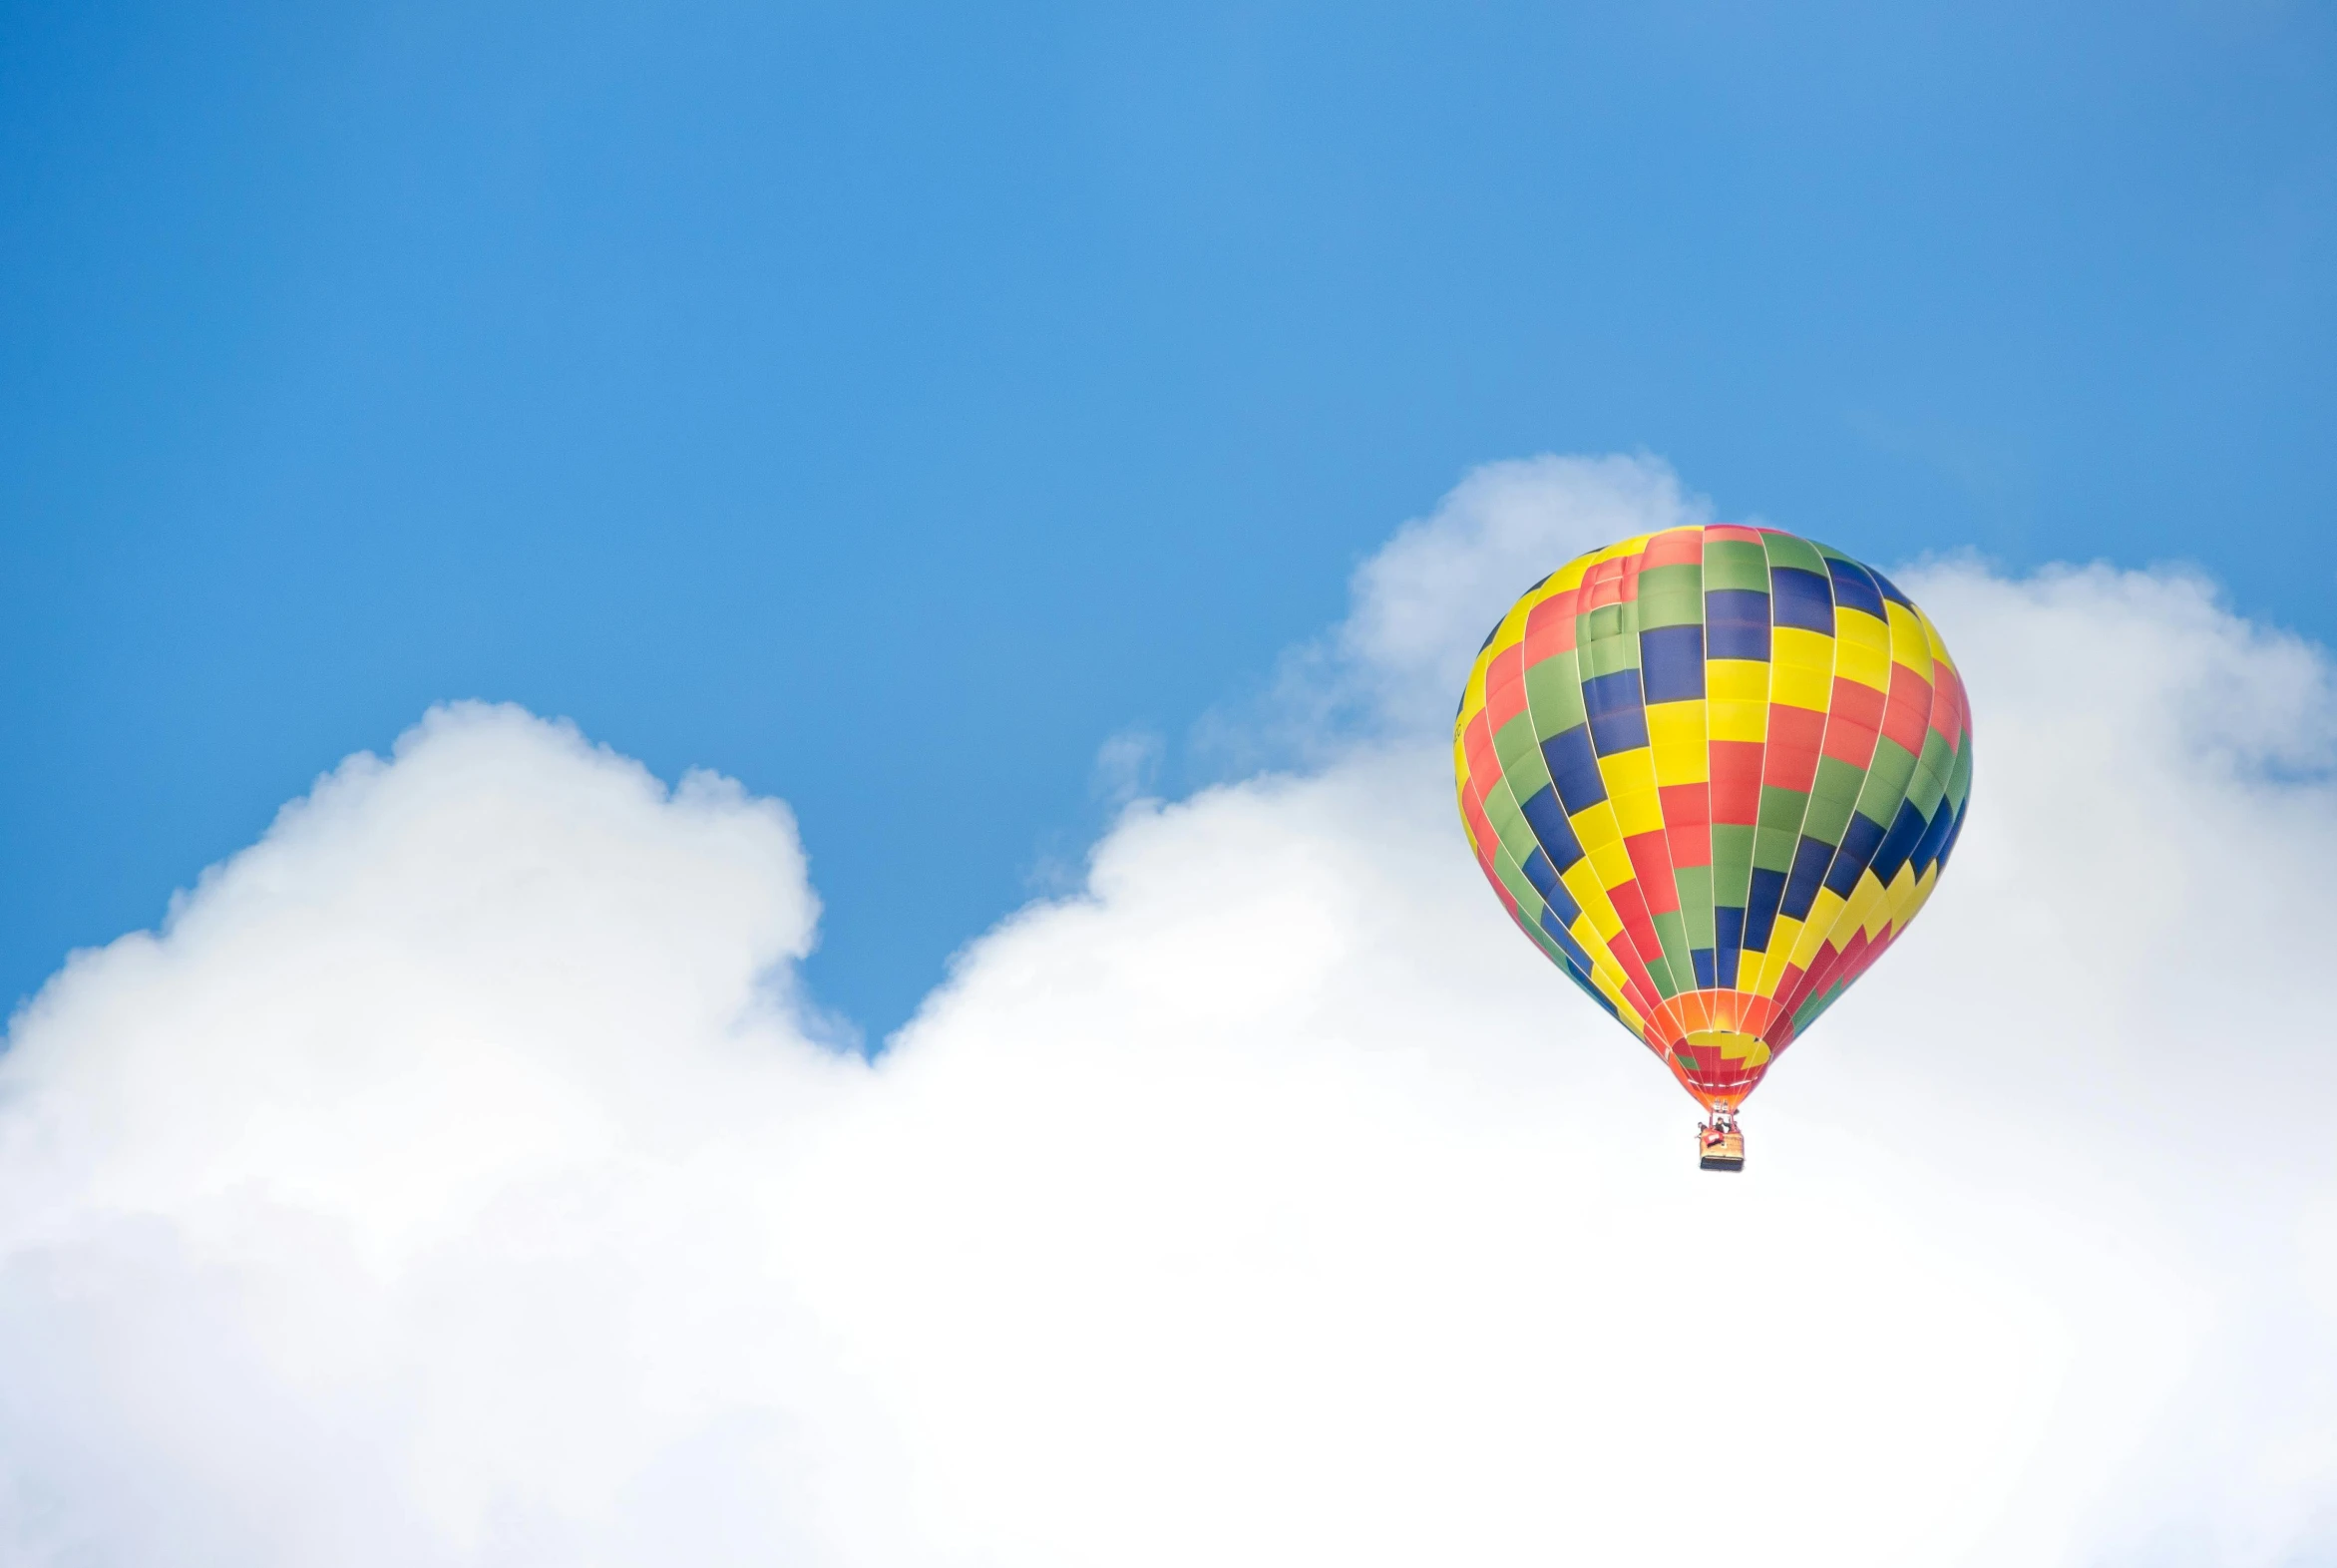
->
[1453,525,1972,1108]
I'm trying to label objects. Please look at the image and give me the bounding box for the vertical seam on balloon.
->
[1715,526,1769,1014]
[1615,535,1694,1016]
[1723,528,1778,1093]
[1792,559,1920,1029]
[1678,526,1719,1011]
[1481,582,1653,1034]
[1595,538,1692,1015]
[1750,533,1837,1019]
[1669,527,1723,1091]
[1514,570,1664,1037]
[1527,549,1673,1046]
[1783,573,1877,1029]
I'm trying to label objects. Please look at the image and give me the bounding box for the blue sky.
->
[3,0,2331,1041]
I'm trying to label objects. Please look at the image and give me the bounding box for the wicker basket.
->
[1698,1130,1746,1171]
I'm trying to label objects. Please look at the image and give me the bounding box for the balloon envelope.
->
[1453,526,1972,1108]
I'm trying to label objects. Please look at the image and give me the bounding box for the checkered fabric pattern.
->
[1453,526,1973,1109]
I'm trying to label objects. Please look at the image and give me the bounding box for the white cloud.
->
[1204,454,1709,764]
[1090,727,1165,807]
[1341,453,1711,730]
[1,461,2333,1565]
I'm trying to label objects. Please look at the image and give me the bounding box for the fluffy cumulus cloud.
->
[3,456,2335,1565]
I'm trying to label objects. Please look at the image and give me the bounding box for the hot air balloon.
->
[1453,526,1971,1169]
